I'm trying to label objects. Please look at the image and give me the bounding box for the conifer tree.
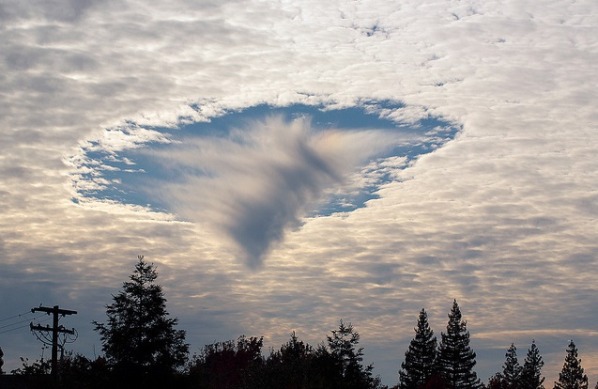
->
[324,320,382,388]
[94,256,188,383]
[521,340,545,389]
[554,340,588,389]
[487,373,505,389]
[502,343,522,388]
[436,300,481,389]
[265,332,315,388]
[399,308,437,389]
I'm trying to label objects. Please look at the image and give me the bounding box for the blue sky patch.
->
[74,100,460,216]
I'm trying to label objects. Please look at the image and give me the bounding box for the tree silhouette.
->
[487,373,506,389]
[436,300,481,389]
[488,343,524,389]
[399,308,437,389]
[11,357,51,376]
[264,332,316,388]
[502,343,522,388]
[521,340,545,389]
[316,320,383,389]
[188,335,264,389]
[93,256,188,385]
[554,340,588,389]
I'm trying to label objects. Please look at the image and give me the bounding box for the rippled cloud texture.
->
[72,104,455,268]
[147,115,395,267]
[1,0,597,385]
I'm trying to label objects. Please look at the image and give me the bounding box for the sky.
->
[0,0,597,386]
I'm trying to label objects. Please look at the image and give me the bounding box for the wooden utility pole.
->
[30,305,77,381]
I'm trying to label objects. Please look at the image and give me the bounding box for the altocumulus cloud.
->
[138,113,408,267]
[71,102,458,268]
[1,0,597,383]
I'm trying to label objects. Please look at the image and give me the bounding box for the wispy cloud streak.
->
[145,114,399,267]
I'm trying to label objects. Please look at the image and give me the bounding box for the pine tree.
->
[264,332,316,388]
[93,256,188,383]
[487,373,506,389]
[436,300,481,389]
[325,320,382,389]
[554,340,588,389]
[399,308,437,389]
[521,340,545,389]
[502,343,522,388]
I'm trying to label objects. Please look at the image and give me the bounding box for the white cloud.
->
[141,114,401,267]
[0,0,597,385]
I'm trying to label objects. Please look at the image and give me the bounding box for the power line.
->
[0,314,43,330]
[0,322,32,335]
[0,310,33,323]
[30,305,77,381]
[0,313,47,335]
[32,327,53,347]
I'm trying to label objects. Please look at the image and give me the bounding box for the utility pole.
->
[30,305,77,381]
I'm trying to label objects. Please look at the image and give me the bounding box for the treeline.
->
[3,257,595,389]
[9,325,380,389]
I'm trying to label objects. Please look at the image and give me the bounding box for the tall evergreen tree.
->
[399,308,437,389]
[521,340,545,389]
[487,373,506,389]
[502,343,522,389]
[554,340,588,389]
[264,332,317,388]
[93,256,188,384]
[436,300,481,389]
[324,320,382,389]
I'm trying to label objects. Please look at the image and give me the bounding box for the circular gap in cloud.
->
[70,100,460,266]
[73,100,459,216]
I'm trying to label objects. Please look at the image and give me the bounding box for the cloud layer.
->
[143,115,400,266]
[71,104,456,268]
[1,0,597,385]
